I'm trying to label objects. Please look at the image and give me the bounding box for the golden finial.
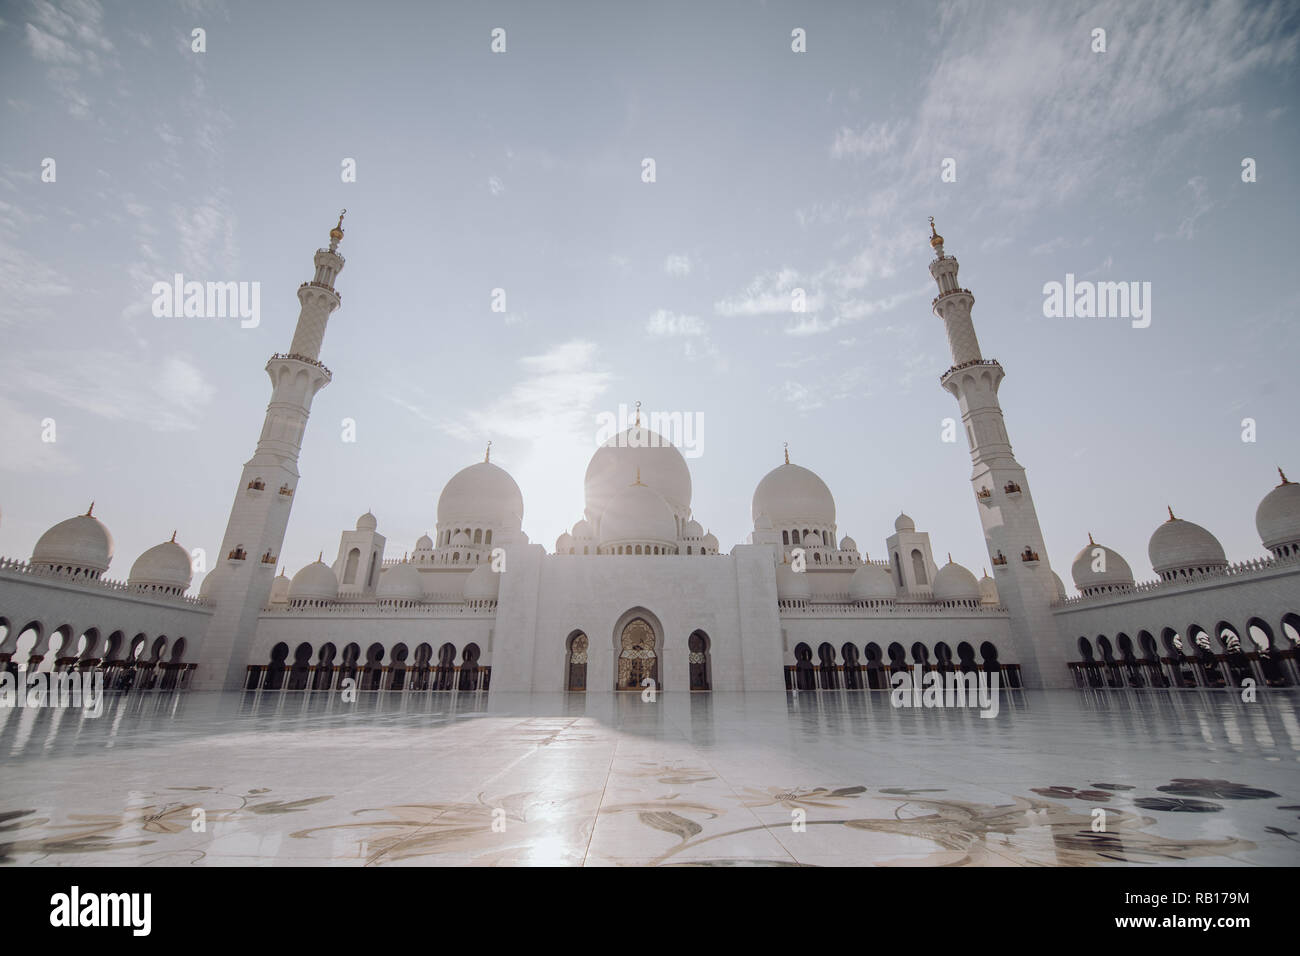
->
[1279,467,1290,485]
[330,208,346,241]
[485,440,492,463]
[784,441,789,465]
[171,530,177,543]
[1088,531,1094,545]
[632,467,645,486]
[947,552,952,564]
[982,567,988,577]
[318,550,323,562]
[929,216,944,248]
[1167,506,1176,522]
[635,400,641,428]
[86,501,94,516]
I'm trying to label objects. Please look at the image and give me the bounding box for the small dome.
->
[269,570,291,604]
[702,531,719,551]
[451,530,471,547]
[683,518,703,538]
[415,533,434,551]
[752,462,836,525]
[464,564,501,602]
[355,511,377,532]
[1256,470,1300,553]
[437,460,524,529]
[932,560,981,603]
[599,481,678,548]
[979,570,999,605]
[198,566,227,601]
[128,537,193,591]
[289,560,339,603]
[377,561,423,601]
[571,518,594,539]
[1070,538,1134,592]
[32,508,114,574]
[850,563,895,601]
[894,512,915,533]
[1148,510,1228,576]
[555,532,574,553]
[775,563,811,600]
[1051,571,1067,602]
[839,535,858,552]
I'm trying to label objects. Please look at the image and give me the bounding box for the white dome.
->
[850,563,895,601]
[1051,571,1067,602]
[198,566,227,601]
[437,460,524,529]
[599,481,678,548]
[571,518,594,539]
[752,462,836,525]
[464,564,501,601]
[775,563,811,599]
[839,535,858,552]
[932,560,981,603]
[1256,471,1300,552]
[289,560,339,603]
[979,571,1000,605]
[377,561,423,601]
[894,512,915,533]
[701,531,719,551]
[555,532,574,553]
[269,571,291,605]
[128,537,193,591]
[585,426,692,521]
[415,533,433,550]
[32,509,114,573]
[355,511,377,532]
[1148,511,1228,576]
[1070,538,1135,592]
[683,518,703,538]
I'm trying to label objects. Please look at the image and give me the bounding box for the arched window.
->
[782,530,790,546]
[474,529,482,545]
[911,549,927,585]
[343,548,360,584]
[485,530,492,546]
[791,529,800,545]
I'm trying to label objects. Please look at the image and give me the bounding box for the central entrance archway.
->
[616,618,658,691]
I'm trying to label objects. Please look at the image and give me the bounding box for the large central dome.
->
[584,426,692,521]
[437,460,524,529]
[752,462,835,526]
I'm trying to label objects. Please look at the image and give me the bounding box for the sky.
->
[0,0,1297,594]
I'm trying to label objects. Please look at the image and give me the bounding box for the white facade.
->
[2,217,1297,694]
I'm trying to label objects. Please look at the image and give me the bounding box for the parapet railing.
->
[1053,550,1300,609]
[0,557,210,608]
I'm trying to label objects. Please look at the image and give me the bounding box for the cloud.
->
[0,394,77,474]
[488,176,505,196]
[714,267,822,317]
[23,0,116,118]
[663,253,692,276]
[646,309,704,337]
[830,122,898,160]
[0,350,215,431]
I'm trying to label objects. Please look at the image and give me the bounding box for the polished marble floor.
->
[1,687,1298,866]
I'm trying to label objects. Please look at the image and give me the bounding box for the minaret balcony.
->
[278,484,294,497]
[1003,481,1022,498]
[246,479,266,492]
[268,353,332,377]
[931,288,973,308]
[940,357,1001,386]
[991,551,1009,567]
[298,280,341,302]
[227,547,247,561]
[1020,546,1040,565]
[976,486,993,502]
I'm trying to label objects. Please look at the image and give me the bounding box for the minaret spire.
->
[197,212,349,690]
[932,221,1065,688]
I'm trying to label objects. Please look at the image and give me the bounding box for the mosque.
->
[1,215,1297,696]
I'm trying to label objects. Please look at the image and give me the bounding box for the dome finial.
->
[784,441,789,465]
[1088,531,1094,545]
[318,550,323,562]
[947,551,952,564]
[485,440,492,463]
[928,216,944,249]
[1167,505,1176,522]
[632,467,644,486]
[86,501,94,517]
[635,400,641,428]
[1280,466,1291,486]
[171,530,177,543]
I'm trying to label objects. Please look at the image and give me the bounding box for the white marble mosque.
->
[1,215,1298,701]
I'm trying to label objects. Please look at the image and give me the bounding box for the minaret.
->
[928,219,1068,687]
[195,212,348,689]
